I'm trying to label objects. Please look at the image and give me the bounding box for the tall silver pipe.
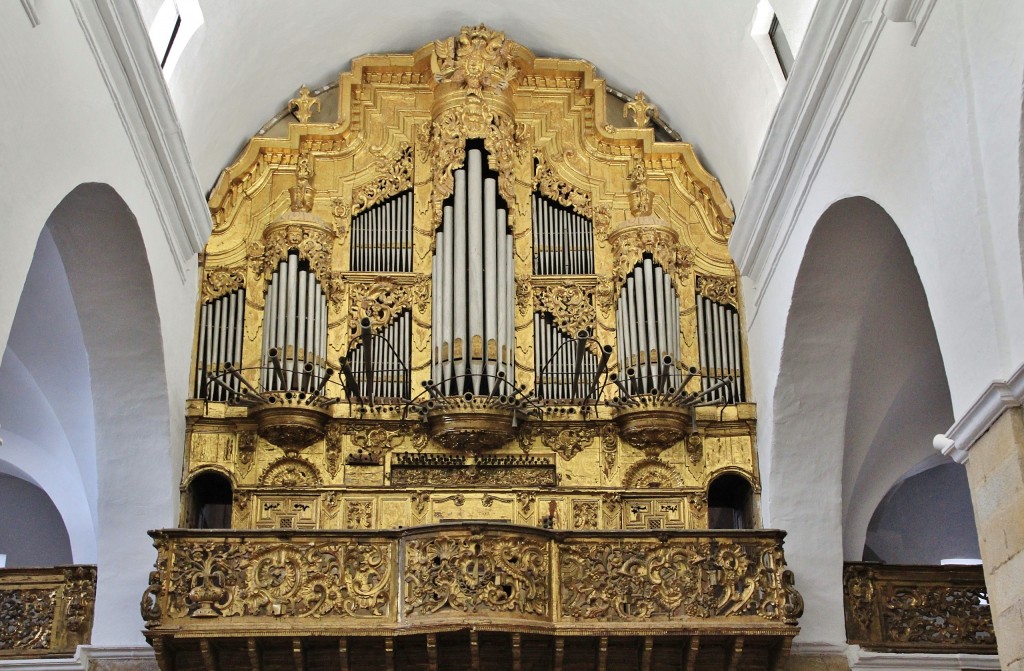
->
[467,150,484,394]
[442,206,455,388]
[295,269,307,388]
[196,303,209,397]
[696,297,708,394]
[483,178,498,386]
[452,170,467,394]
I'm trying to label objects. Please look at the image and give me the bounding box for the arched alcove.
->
[37,183,174,645]
[186,470,233,529]
[769,196,960,644]
[0,472,72,567]
[864,457,980,565]
[707,472,754,529]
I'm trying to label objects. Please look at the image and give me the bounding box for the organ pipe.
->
[194,288,246,400]
[534,314,599,401]
[346,310,412,401]
[349,190,414,273]
[260,254,329,393]
[531,192,595,275]
[614,258,683,396]
[695,294,746,403]
[431,147,515,397]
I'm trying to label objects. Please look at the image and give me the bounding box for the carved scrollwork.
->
[324,424,343,478]
[164,538,392,619]
[202,267,246,303]
[390,466,556,487]
[533,154,609,236]
[249,223,334,286]
[533,283,596,338]
[609,216,694,283]
[525,425,595,461]
[348,275,430,333]
[347,425,424,463]
[622,458,683,489]
[351,144,414,216]
[572,501,599,529]
[696,274,739,308]
[600,425,618,477]
[404,533,548,617]
[260,457,321,488]
[431,24,520,94]
[236,431,257,478]
[0,589,55,650]
[560,539,802,623]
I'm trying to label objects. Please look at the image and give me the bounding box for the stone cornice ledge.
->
[0,646,155,671]
[847,645,1000,669]
[71,0,209,280]
[934,362,1024,463]
[729,0,886,326]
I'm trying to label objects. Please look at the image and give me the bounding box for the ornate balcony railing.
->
[143,526,803,670]
[0,566,96,658]
[843,562,996,654]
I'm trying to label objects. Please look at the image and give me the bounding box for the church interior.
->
[1,1,1022,670]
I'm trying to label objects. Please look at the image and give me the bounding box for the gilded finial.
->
[289,85,321,123]
[624,91,659,129]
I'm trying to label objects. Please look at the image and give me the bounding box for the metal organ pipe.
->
[431,148,514,397]
[614,260,682,396]
[195,288,247,401]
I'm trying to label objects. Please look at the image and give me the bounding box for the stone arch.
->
[38,183,174,645]
[769,196,957,644]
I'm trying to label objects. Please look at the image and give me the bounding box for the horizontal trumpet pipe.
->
[268,348,286,388]
[224,363,262,398]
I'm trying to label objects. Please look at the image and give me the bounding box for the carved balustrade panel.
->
[843,562,996,654]
[145,527,802,635]
[0,566,96,658]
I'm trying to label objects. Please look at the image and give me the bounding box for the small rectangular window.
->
[769,16,794,79]
[160,12,182,69]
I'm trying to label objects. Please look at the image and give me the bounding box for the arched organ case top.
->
[615,256,682,394]
[194,288,245,400]
[261,251,328,392]
[349,190,413,273]
[430,147,515,396]
[531,193,595,275]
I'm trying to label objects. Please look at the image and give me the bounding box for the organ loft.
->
[141,25,805,671]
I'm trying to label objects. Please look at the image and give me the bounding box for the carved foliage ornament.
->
[159,539,391,620]
[533,282,596,340]
[560,540,803,623]
[533,154,611,237]
[347,275,430,332]
[519,424,595,461]
[404,533,548,617]
[0,589,55,649]
[696,274,739,308]
[609,218,694,283]
[419,103,527,225]
[248,224,334,290]
[202,267,246,303]
[432,25,520,94]
[260,457,321,488]
[351,144,414,216]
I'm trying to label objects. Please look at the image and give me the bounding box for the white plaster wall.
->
[739,0,1024,648]
[167,0,782,203]
[0,1,198,646]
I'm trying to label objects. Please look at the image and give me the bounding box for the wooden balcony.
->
[843,562,996,655]
[0,566,96,658]
[142,525,802,671]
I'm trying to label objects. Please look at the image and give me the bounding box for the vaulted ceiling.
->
[136,0,817,208]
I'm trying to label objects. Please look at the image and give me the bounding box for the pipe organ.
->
[697,291,746,403]
[193,288,245,400]
[430,147,515,397]
[531,193,595,274]
[349,190,414,273]
[260,251,329,393]
[615,256,682,395]
[158,25,801,671]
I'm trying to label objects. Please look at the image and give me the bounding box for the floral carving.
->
[390,466,556,488]
[351,144,413,216]
[345,501,373,529]
[600,425,618,477]
[696,274,738,308]
[324,424,343,478]
[249,223,334,287]
[348,275,430,332]
[202,267,246,303]
[843,563,995,652]
[431,25,520,94]
[404,533,548,617]
[533,283,596,338]
[623,458,683,489]
[0,589,55,650]
[236,431,257,478]
[608,217,693,283]
[628,160,652,216]
[162,538,391,619]
[533,154,609,234]
[572,501,599,529]
[260,457,321,487]
[560,539,802,623]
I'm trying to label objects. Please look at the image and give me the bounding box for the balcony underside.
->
[150,629,792,671]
